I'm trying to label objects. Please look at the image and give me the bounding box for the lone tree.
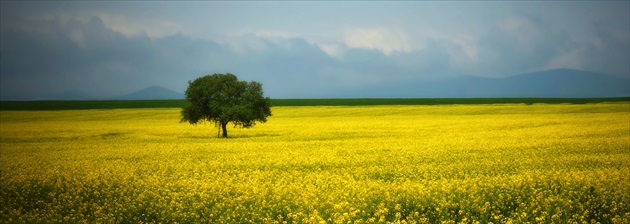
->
[181,73,271,138]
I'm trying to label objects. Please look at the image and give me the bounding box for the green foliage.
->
[180,73,271,137]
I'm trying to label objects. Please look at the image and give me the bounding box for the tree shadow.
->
[180,132,281,139]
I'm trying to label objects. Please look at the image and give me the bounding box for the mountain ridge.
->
[339,68,629,98]
[1,68,627,100]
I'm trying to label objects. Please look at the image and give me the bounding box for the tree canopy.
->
[181,73,271,138]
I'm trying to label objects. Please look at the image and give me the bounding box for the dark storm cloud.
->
[1,1,628,99]
[0,16,220,99]
[0,14,458,99]
[473,15,571,76]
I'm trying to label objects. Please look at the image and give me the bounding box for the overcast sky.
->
[1,1,629,99]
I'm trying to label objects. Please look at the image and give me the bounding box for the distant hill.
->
[2,69,627,100]
[493,69,630,97]
[117,86,184,100]
[344,68,630,98]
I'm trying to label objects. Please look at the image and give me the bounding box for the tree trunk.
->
[221,122,228,138]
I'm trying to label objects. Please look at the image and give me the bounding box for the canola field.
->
[1,103,629,223]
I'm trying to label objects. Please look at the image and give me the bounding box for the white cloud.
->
[247,30,300,40]
[225,35,269,55]
[317,43,346,59]
[344,27,412,55]
[96,13,183,39]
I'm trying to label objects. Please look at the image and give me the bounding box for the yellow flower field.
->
[1,104,629,223]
